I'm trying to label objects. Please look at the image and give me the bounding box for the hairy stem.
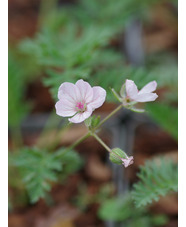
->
[67,131,91,151]
[63,104,123,153]
[92,133,111,153]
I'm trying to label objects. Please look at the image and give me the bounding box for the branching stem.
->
[65,104,123,152]
[92,133,111,152]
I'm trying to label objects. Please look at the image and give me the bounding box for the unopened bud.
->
[109,148,127,165]
[109,148,134,168]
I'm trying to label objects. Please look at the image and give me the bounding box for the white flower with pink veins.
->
[55,79,106,123]
[124,79,158,103]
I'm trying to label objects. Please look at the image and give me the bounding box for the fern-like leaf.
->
[98,193,168,226]
[131,157,178,208]
[10,147,83,203]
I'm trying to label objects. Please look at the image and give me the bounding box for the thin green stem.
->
[94,104,123,130]
[92,133,111,153]
[59,104,123,156]
[56,131,91,158]
[67,131,91,151]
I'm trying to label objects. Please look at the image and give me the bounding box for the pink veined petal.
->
[134,93,158,102]
[125,79,138,100]
[55,99,77,117]
[90,86,106,110]
[68,105,93,123]
[138,81,157,95]
[75,79,93,103]
[122,156,134,168]
[58,82,81,102]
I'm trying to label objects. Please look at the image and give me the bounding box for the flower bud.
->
[109,148,127,165]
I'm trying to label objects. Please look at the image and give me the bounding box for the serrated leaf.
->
[11,147,63,203]
[132,157,178,208]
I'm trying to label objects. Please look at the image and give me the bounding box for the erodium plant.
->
[9,78,160,205]
[55,79,158,168]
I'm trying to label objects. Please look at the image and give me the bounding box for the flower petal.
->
[68,105,93,123]
[135,93,158,102]
[75,79,93,103]
[58,82,81,102]
[138,81,157,95]
[125,79,138,100]
[90,86,106,109]
[122,156,134,168]
[55,99,77,117]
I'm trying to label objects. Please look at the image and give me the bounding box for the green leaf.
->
[11,147,63,203]
[8,51,30,127]
[98,194,133,221]
[98,193,168,226]
[10,147,83,203]
[55,148,84,181]
[131,157,178,208]
[147,103,178,140]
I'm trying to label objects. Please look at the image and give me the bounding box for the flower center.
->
[76,102,86,112]
[126,97,131,103]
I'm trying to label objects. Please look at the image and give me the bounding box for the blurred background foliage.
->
[8,0,177,226]
[98,193,168,227]
[9,0,178,138]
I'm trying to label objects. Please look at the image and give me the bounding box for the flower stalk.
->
[91,133,111,153]
[67,131,91,151]
[94,104,123,130]
[64,103,124,152]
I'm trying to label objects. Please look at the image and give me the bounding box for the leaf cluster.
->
[18,0,166,101]
[8,51,30,128]
[131,157,178,208]
[9,147,83,203]
[98,193,168,226]
[146,103,178,140]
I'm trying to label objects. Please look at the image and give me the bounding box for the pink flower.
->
[55,79,106,123]
[124,79,158,103]
[121,156,134,168]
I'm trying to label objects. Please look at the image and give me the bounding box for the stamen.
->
[76,102,86,112]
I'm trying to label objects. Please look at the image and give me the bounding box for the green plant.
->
[8,0,177,211]
[98,193,168,226]
[131,157,178,208]
[9,147,83,203]
[147,103,178,140]
[8,51,30,128]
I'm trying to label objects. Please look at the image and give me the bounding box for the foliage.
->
[74,183,115,211]
[18,0,169,100]
[98,193,168,226]
[8,51,30,128]
[9,147,83,203]
[16,0,178,140]
[147,102,178,140]
[55,148,84,181]
[8,47,42,130]
[131,157,178,208]
[67,0,162,31]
